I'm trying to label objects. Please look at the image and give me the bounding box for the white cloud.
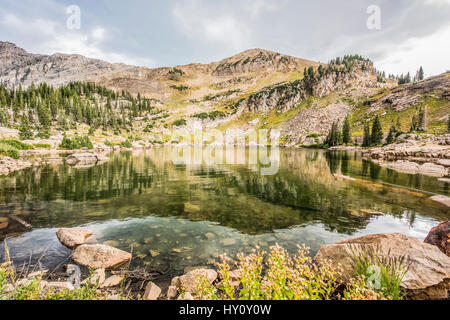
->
[0,12,155,67]
[376,24,450,76]
[245,0,280,18]
[172,0,252,52]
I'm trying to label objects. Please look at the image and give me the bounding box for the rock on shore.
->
[0,157,32,176]
[377,160,449,177]
[424,221,450,256]
[314,233,450,300]
[72,244,132,270]
[56,228,93,249]
[361,134,450,169]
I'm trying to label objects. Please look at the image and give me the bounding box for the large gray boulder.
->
[424,221,450,257]
[314,233,450,300]
[66,153,109,166]
[72,244,131,270]
[172,268,218,294]
[56,228,93,249]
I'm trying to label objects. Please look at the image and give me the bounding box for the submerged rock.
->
[56,228,93,249]
[430,195,450,207]
[184,203,201,214]
[72,244,132,270]
[424,221,450,257]
[66,153,109,166]
[314,233,450,300]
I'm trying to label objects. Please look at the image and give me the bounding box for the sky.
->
[1,0,449,77]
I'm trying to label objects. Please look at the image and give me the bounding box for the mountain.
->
[0,42,318,101]
[0,41,448,146]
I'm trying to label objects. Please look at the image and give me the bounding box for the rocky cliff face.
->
[0,42,138,88]
[211,49,317,77]
[233,80,308,113]
[234,59,377,115]
[368,72,450,113]
[307,60,376,98]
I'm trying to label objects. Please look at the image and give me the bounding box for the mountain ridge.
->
[0,41,448,147]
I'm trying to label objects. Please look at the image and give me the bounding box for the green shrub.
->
[170,85,189,91]
[120,140,133,148]
[351,246,408,300]
[0,143,20,159]
[35,132,51,139]
[32,143,51,149]
[104,140,115,147]
[173,119,187,127]
[0,139,34,150]
[194,245,340,300]
[59,135,94,150]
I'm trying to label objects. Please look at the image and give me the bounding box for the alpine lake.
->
[0,147,449,279]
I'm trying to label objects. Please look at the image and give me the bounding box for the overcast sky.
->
[1,0,449,77]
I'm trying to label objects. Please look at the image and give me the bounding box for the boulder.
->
[0,219,8,230]
[437,159,450,167]
[82,268,105,286]
[382,160,420,173]
[167,286,178,299]
[66,153,109,166]
[72,244,132,270]
[178,269,217,293]
[144,282,161,300]
[424,221,450,257]
[100,275,123,288]
[314,233,450,300]
[56,228,94,249]
[178,292,194,300]
[419,163,447,176]
[430,195,450,207]
[46,282,75,291]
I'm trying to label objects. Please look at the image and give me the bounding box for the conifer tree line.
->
[303,55,372,82]
[326,105,431,148]
[0,81,155,139]
[395,66,425,85]
[325,116,352,147]
[409,106,428,133]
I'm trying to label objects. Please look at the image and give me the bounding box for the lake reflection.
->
[0,147,448,274]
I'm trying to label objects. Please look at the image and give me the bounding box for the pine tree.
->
[325,121,341,147]
[447,115,450,133]
[371,115,383,146]
[396,117,402,132]
[362,123,371,147]
[419,106,427,132]
[410,114,418,132]
[342,117,351,145]
[418,67,424,81]
[19,115,33,140]
[386,126,396,145]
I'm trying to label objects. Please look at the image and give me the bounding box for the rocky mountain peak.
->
[212,48,318,77]
[0,41,31,59]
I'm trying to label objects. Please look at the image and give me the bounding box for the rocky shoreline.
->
[361,134,450,168]
[2,222,449,300]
